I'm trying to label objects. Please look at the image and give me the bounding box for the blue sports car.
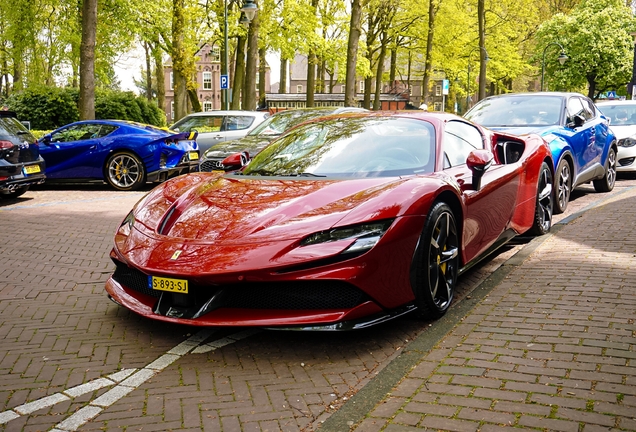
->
[38,120,199,191]
[465,92,617,213]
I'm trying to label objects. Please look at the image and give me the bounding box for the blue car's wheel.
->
[106,152,146,191]
[593,146,616,193]
[554,158,571,214]
[414,202,459,319]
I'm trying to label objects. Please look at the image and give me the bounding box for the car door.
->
[441,121,521,263]
[40,123,106,178]
[580,97,606,166]
[564,96,596,176]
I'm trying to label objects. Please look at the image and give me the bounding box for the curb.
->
[318,185,636,431]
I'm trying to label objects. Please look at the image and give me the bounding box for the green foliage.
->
[536,0,636,97]
[5,87,80,130]
[4,87,166,129]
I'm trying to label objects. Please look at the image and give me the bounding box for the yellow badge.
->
[171,250,183,260]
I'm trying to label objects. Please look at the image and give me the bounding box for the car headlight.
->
[618,136,636,147]
[300,220,394,254]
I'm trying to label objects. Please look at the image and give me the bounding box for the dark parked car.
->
[0,111,46,199]
[38,120,199,191]
[465,92,617,213]
[199,107,367,172]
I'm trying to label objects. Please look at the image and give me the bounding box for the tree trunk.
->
[231,35,246,110]
[152,36,166,117]
[373,37,386,110]
[421,0,436,106]
[306,50,316,107]
[389,48,397,86]
[79,0,97,120]
[344,0,362,107]
[258,46,266,108]
[243,12,259,110]
[279,57,287,93]
[188,88,202,111]
[477,0,487,101]
[144,41,153,101]
[172,0,188,121]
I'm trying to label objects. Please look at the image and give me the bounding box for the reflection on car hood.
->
[133,173,409,244]
[204,135,275,159]
[487,125,557,137]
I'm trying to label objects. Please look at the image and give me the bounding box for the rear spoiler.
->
[168,131,199,141]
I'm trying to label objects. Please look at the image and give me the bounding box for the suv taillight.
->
[0,140,14,150]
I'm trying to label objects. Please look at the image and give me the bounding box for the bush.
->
[4,86,166,130]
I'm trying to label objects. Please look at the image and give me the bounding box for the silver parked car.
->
[171,110,269,153]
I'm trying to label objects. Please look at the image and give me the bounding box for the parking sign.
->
[220,75,229,89]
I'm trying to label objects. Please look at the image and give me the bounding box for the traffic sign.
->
[442,79,449,95]
[220,75,229,90]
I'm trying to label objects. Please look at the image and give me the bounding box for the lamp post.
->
[466,46,489,110]
[223,0,258,110]
[540,42,567,92]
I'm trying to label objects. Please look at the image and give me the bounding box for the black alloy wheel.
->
[528,161,553,236]
[105,152,146,191]
[414,202,459,319]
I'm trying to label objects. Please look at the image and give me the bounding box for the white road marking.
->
[0,328,261,431]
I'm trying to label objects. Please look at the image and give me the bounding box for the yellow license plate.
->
[189,151,199,161]
[149,276,188,293]
[24,165,41,174]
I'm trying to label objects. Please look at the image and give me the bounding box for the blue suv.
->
[465,92,617,213]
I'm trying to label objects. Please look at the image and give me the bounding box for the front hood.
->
[131,173,413,245]
[609,125,636,140]
[204,135,275,160]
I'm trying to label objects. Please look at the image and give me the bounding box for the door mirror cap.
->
[466,149,494,190]
[222,151,250,171]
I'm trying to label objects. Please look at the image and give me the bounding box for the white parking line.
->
[0,328,261,431]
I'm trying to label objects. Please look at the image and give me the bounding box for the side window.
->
[580,97,596,120]
[443,121,484,168]
[224,116,255,131]
[567,97,586,122]
[51,124,101,142]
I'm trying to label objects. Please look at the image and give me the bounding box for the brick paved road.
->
[0,176,634,432]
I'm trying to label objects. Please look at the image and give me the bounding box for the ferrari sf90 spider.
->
[106,112,553,330]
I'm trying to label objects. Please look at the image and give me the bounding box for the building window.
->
[203,72,212,90]
[170,101,174,120]
[359,80,364,92]
[435,85,442,96]
[211,46,221,62]
[297,85,303,93]
[341,85,345,93]
[434,102,442,111]
[170,72,174,90]
[203,101,213,111]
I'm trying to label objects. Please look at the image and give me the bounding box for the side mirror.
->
[466,149,494,190]
[222,151,250,171]
[567,114,585,129]
[39,135,51,145]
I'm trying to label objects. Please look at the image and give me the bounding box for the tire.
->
[593,146,616,193]
[527,162,553,236]
[413,202,459,319]
[554,157,571,214]
[0,185,29,199]
[105,152,146,191]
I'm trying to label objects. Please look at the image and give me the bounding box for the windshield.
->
[239,116,435,178]
[248,109,336,137]
[598,103,636,126]
[466,95,563,127]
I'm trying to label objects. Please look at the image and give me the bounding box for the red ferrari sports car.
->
[106,112,553,330]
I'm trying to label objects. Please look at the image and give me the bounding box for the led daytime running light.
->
[300,220,393,246]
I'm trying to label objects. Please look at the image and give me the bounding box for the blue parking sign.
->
[220,75,229,90]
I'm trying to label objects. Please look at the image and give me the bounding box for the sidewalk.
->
[322,186,636,432]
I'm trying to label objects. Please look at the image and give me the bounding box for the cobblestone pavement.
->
[0,176,634,432]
